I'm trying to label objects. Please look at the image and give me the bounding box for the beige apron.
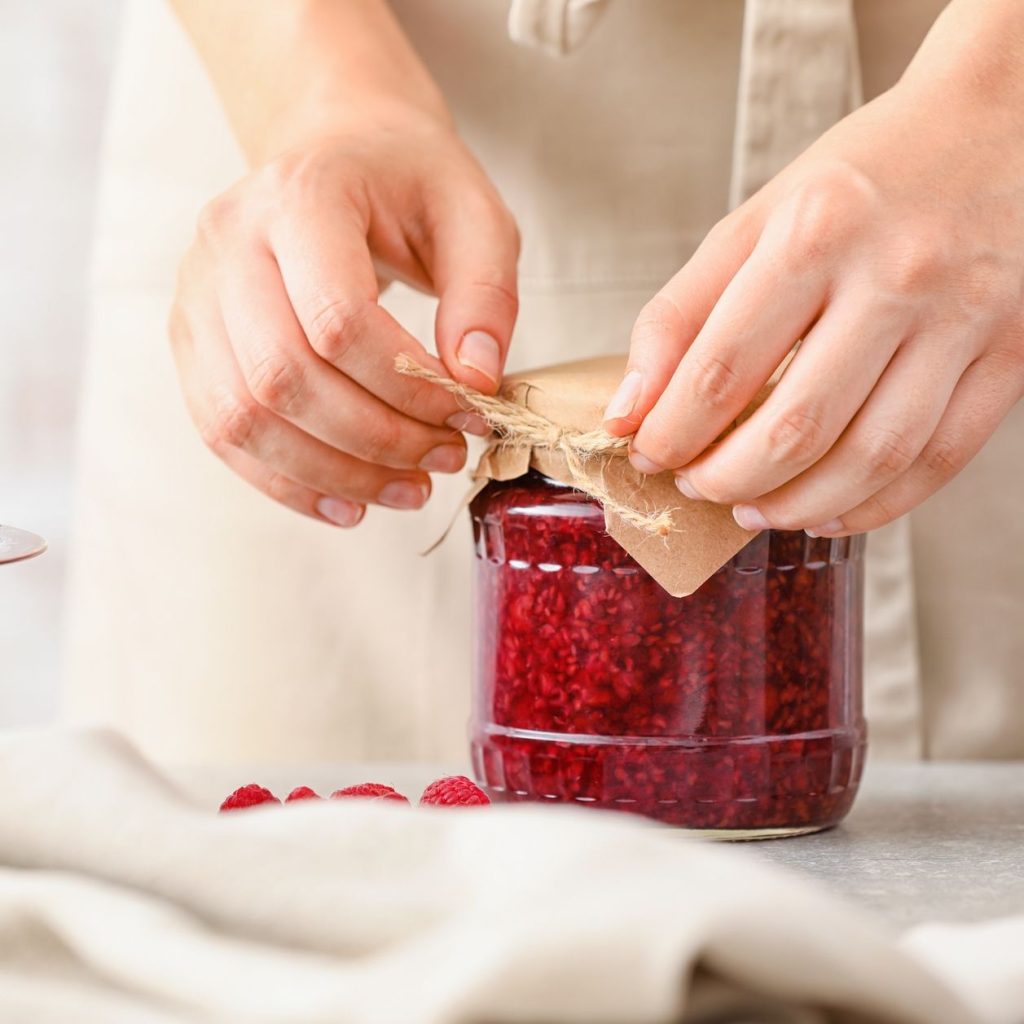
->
[63,0,1023,765]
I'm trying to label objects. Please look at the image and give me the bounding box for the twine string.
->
[395,355,675,535]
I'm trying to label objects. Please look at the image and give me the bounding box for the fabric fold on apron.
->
[507,0,611,57]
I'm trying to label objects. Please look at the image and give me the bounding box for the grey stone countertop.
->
[755,761,1024,927]
[173,760,1024,929]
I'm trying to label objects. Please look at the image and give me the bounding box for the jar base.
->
[482,784,844,838]
[669,824,831,842]
[472,728,866,834]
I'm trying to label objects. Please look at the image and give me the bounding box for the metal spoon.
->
[0,525,47,565]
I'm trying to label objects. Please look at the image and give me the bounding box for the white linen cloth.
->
[0,729,1020,1024]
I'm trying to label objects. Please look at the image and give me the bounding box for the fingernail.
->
[316,497,364,528]
[629,451,663,475]
[379,480,429,510]
[457,331,501,385]
[446,411,490,437]
[805,519,843,538]
[674,472,703,501]
[420,443,467,473]
[733,504,771,531]
[603,370,643,423]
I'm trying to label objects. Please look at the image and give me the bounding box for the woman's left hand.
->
[604,8,1024,536]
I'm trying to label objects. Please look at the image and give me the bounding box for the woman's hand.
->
[169,0,518,527]
[605,0,1024,537]
[170,117,517,526]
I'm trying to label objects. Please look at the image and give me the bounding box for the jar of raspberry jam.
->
[469,471,867,838]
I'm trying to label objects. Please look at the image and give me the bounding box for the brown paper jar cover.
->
[472,355,766,596]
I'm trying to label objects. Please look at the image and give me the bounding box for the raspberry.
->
[219,784,279,812]
[330,783,409,804]
[419,776,490,807]
[285,786,320,802]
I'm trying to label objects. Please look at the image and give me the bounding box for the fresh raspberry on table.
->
[285,786,320,802]
[219,784,280,812]
[330,783,410,803]
[419,776,491,807]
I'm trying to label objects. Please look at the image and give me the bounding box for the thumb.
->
[432,197,520,395]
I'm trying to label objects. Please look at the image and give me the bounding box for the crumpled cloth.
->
[0,728,1019,1024]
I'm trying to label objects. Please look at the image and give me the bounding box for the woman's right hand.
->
[169,108,519,528]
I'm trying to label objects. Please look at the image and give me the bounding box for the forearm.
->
[901,0,1024,108]
[171,0,451,164]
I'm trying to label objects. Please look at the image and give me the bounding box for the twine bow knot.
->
[395,355,675,535]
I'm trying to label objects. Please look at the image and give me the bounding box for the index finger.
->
[431,191,520,395]
[629,232,828,474]
[269,193,466,430]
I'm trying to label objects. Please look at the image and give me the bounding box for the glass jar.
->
[469,471,867,838]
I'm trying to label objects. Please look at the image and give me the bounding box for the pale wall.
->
[0,3,123,725]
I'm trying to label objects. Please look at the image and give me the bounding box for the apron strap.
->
[503,0,924,757]
[730,0,863,207]
[731,0,925,757]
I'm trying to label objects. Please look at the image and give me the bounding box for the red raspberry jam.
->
[469,472,866,837]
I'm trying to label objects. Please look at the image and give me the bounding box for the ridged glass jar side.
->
[469,471,866,837]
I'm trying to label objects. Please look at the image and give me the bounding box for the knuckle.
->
[918,435,963,480]
[767,508,815,532]
[764,406,829,464]
[167,305,190,354]
[783,199,832,264]
[958,260,1010,316]
[482,198,520,249]
[988,345,1024,383]
[632,294,685,345]
[704,209,745,248]
[246,354,305,415]
[259,153,299,196]
[703,208,761,262]
[307,298,369,363]
[264,148,330,200]
[203,393,261,452]
[195,194,237,246]
[689,352,744,411]
[464,189,511,226]
[359,416,403,465]
[780,164,874,260]
[469,272,519,318]
[634,422,685,470]
[847,491,901,532]
[507,213,523,256]
[260,148,367,229]
[860,426,918,479]
[688,465,732,504]
[392,374,450,419]
[264,470,296,506]
[885,238,944,300]
[173,249,199,297]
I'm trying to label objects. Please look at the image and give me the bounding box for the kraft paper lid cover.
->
[469,355,766,597]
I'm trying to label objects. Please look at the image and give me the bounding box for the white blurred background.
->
[1,4,123,725]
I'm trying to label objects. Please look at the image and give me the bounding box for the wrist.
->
[254,92,454,165]
[900,0,1024,112]
[175,0,453,166]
